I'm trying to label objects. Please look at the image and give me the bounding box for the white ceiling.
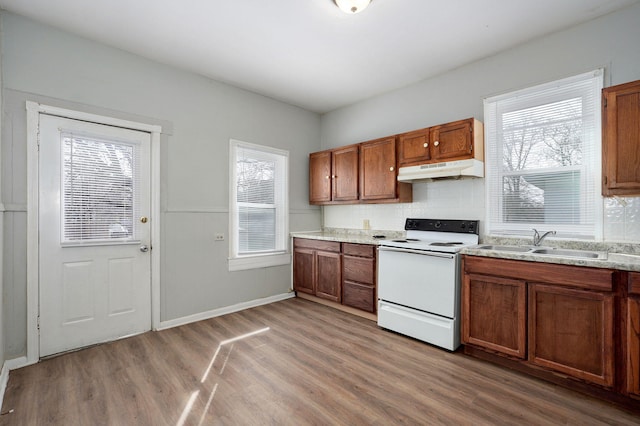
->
[0,0,637,113]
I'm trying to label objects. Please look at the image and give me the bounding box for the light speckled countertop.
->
[291,229,640,272]
[290,228,403,246]
[462,236,640,272]
[460,246,640,272]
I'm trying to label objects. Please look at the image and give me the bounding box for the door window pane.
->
[62,133,140,243]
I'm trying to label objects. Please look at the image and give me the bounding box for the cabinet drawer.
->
[630,272,640,295]
[343,281,375,313]
[342,243,375,258]
[343,255,375,285]
[293,238,340,253]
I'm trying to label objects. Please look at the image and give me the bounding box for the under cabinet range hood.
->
[397,158,484,182]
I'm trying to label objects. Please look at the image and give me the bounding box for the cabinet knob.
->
[325,175,330,179]
[332,175,336,178]
[389,166,394,172]
[434,141,440,147]
[423,142,428,148]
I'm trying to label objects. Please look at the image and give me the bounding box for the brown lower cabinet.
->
[462,256,616,389]
[293,239,341,302]
[462,274,526,359]
[293,238,377,313]
[528,283,614,387]
[628,272,640,397]
[342,243,376,313]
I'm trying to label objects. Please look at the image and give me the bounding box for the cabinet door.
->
[309,151,332,203]
[529,283,614,387]
[359,137,397,200]
[398,128,430,167]
[293,247,315,295]
[430,119,473,162]
[462,274,527,358]
[316,251,342,303]
[627,297,640,396]
[602,80,640,196]
[332,145,359,201]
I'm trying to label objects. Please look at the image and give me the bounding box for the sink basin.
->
[529,248,603,259]
[473,245,606,260]
[476,245,532,252]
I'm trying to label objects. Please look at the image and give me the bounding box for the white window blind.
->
[484,70,603,239]
[229,140,289,270]
[62,132,141,244]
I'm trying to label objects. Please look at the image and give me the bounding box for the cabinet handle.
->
[423,142,428,148]
[434,141,440,147]
[389,166,394,172]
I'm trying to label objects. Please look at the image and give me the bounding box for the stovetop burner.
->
[378,218,480,253]
[391,238,420,243]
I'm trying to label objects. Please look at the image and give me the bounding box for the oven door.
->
[377,246,459,318]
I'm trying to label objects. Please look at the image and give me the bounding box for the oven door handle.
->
[378,246,455,259]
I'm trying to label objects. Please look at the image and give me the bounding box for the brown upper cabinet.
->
[309,138,411,205]
[309,145,359,205]
[602,79,640,196]
[360,137,410,202]
[398,128,430,166]
[398,118,484,167]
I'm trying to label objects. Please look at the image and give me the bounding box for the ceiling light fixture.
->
[334,0,371,14]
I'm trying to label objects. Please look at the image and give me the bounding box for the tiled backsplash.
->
[323,179,640,243]
[604,196,640,242]
[323,179,485,232]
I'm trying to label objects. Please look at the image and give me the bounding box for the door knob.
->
[140,245,149,253]
[434,141,440,147]
[140,216,148,223]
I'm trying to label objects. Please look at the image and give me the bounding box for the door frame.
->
[25,101,162,365]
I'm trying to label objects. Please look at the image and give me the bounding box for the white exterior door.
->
[38,114,152,357]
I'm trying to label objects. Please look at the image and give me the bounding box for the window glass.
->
[484,70,603,239]
[62,133,140,244]
[229,140,289,270]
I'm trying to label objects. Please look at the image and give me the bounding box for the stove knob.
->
[434,221,441,229]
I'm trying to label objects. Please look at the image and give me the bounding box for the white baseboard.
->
[0,362,9,412]
[157,292,295,331]
[4,357,30,371]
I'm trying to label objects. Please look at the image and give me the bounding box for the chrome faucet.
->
[533,229,556,246]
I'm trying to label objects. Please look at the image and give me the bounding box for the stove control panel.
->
[404,218,479,234]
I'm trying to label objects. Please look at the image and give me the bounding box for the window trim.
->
[484,70,604,240]
[228,139,290,271]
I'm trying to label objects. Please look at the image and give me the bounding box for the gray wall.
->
[1,12,321,358]
[0,13,5,369]
[320,2,640,242]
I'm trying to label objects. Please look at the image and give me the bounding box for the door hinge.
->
[604,175,608,185]
[37,316,40,331]
[603,97,607,108]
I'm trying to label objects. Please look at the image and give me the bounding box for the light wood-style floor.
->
[2,297,639,425]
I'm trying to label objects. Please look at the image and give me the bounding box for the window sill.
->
[228,252,291,272]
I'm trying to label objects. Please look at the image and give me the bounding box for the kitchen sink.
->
[476,245,532,252]
[529,248,604,259]
[473,245,607,259]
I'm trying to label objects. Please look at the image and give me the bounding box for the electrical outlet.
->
[215,233,225,241]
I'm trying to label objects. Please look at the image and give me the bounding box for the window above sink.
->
[484,70,604,240]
